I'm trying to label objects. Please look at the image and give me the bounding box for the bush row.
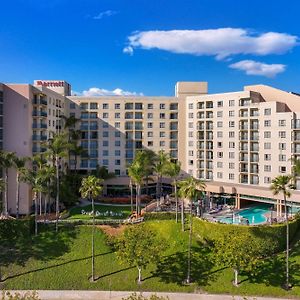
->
[193,216,300,254]
[143,212,176,221]
[0,217,34,240]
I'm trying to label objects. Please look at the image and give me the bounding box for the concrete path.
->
[8,290,298,300]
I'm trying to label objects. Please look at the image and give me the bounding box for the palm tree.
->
[70,144,86,172]
[128,154,145,216]
[178,176,206,284]
[79,175,103,282]
[165,160,181,222]
[271,175,294,290]
[0,150,16,216]
[153,150,170,202]
[13,156,29,218]
[44,133,69,232]
[142,149,156,195]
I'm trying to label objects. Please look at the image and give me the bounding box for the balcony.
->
[32,123,47,129]
[32,110,47,117]
[32,98,47,106]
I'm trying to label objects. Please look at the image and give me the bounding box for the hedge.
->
[193,216,300,254]
[0,217,34,240]
[143,212,176,221]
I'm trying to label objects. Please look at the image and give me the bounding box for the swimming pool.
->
[217,205,272,225]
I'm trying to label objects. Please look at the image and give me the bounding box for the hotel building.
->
[1,79,300,215]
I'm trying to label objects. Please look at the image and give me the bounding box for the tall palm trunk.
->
[130,179,133,212]
[186,198,193,283]
[174,178,178,223]
[4,168,8,216]
[74,153,78,173]
[39,192,42,216]
[181,198,185,232]
[16,172,20,218]
[135,185,138,216]
[91,193,95,282]
[34,192,38,236]
[284,194,290,289]
[55,156,59,232]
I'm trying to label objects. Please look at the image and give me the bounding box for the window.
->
[229,131,235,138]
[115,113,120,119]
[229,162,235,169]
[188,103,193,109]
[170,103,178,110]
[279,131,286,138]
[147,122,153,128]
[188,141,193,147]
[229,121,235,127]
[115,159,121,166]
[279,154,286,161]
[103,140,109,147]
[102,150,109,156]
[217,111,223,118]
[135,112,143,119]
[264,108,271,115]
[159,122,165,128]
[264,120,271,127]
[160,104,165,109]
[264,165,271,172]
[264,142,271,149]
[264,131,271,138]
[125,103,133,110]
[279,143,286,150]
[188,122,193,128]
[217,131,223,138]
[279,120,286,127]
[188,113,194,118]
[229,110,235,117]
[147,103,153,109]
[229,173,235,180]
[217,142,222,148]
[90,103,98,109]
[188,132,193,138]
[160,113,165,119]
[135,103,143,110]
[264,154,271,161]
[264,177,271,184]
[115,103,120,109]
[70,102,76,109]
[115,150,121,156]
[217,172,223,179]
[160,141,165,147]
[188,150,194,156]
[217,121,223,128]
[217,101,223,107]
[115,140,121,147]
[229,100,235,107]
[102,122,108,128]
[103,103,109,109]
[115,131,120,137]
[229,152,235,159]
[102,112,108,118]
[147,113,153,119]
[279,166,287,173]
[147,132,153,137]
[103,131,109,137]
[80,103,88,110]
[229,142,235,148]
[160,132,165,137]
[217,162,223,168]
[217,152,223,158]
[115,122,120,128]
[147,141,153,147]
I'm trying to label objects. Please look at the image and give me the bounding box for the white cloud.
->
[75,87,143,97]
[124,28,298,59]
[229,60,286,77]
[93,10,118,20]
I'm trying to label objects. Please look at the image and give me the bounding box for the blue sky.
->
[0,0,299,96]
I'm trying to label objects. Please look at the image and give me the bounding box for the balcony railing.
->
[32,123,47,129]
[32,111,47,117]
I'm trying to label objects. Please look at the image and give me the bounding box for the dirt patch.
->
[98,224,126,237]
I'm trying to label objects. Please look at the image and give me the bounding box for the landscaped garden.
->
[1,217,300,298]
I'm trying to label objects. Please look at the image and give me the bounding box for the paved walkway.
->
[8,290,298,300]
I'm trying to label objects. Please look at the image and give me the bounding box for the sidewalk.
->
[9,290,298,300]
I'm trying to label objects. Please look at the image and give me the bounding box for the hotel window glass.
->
[264,177,271,184]
[229,131,235,138]
[217,101,223,107]
[229,152,235,159]
[279,131,286,138]
[102,112,108,118]
[217,152,223,158]
[115,159,121,166]
[115,122,120,128]
[217,111,223,118]
[229,173,234,180]
[102,159,109,165]
[264,165,271,172]
[147,132,153,137]
[264,142,271,149]
[264,108,271,115]
[229,142,235,148]
[279,154,286,161]
[160,113,166,119]
[188,132,193,138]
[160,122,165,128]
[115,150,121,156]
[170,103,178,110]
[229,110,235,117]
[279,120,286,127]
[147,103,153,109]
[115,131,121,137]
[147,113,153,119]
[229,121,235,127]
[103,131,109,137]
[160,141,165,147]
[115,113,120,119]
[135,112,143,119]
[80,103,88,110]
[103,103,109,109]
[264,131,271,138]
[188,150,194,156]
[135,103,143,110]
[70,102,76,109]
[217,172,223,179]
[160,104,165,109]
[217,142,222,148]
[279,166,287,173]
[188,113,193,118]
[125,103,133,110]
[188,141,194,146]
[188,103,193,109]
[229,162,235,169]
[188,122,193,128]
[264,120,271,127]
[115,103,120,109]
[125,112,133,119]
[102,150,109,156]
[102,122,108,128]
[279,143,286,150]
[229,100,235,107]
[103,140,109,147]
[217,121,223,128]
[90,103,98,109]
[115,140,121,147]
[264,154,271,161]
[160,132,165,137]
[81,112,89,119]
[148,141,153,147]
[147,122,153,128]
[217,162,223,168]
[217,131,223,138]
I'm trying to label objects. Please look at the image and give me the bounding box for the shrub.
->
[143,212,176,221]
[1,291,40,300]
[122,293,169,300]
[0,217,34,240]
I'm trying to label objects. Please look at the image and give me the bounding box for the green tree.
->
[270,175,294,289]
[178,176,206,284]
[142,149,156,195]
[69,144,86,172]
[13,156,29,218]
[214,231,262,286]
[0,150,16,216]
[79,175,103,282]
[165,160,181,222]
[44,133,69,232]
[116,224,166,284]
[91,165,115,180]
[153,150,169,200]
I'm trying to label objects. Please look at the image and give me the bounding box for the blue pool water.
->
[217,205,271,225]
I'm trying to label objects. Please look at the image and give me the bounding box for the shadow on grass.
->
[95,265,135,281]
[151,245,216,286]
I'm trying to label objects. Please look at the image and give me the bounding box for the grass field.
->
[1,220,300,298]
[68,204,132,220]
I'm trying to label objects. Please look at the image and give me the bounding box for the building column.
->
[235,194,240,210]
[279,199,282,217]
[276,199,280,217]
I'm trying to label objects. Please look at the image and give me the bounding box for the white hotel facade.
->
[1,79,300,215]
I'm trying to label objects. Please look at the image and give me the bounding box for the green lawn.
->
[1,220,300,298]
[68,204,132,220]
